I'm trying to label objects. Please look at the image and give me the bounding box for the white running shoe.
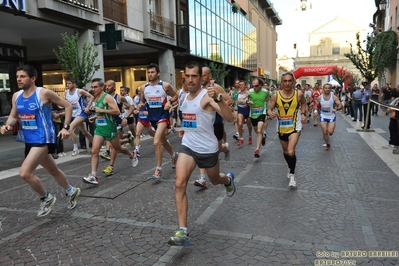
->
[288,174,297,188]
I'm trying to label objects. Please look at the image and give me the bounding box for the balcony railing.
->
[58,0,99,11]
[149,12,175,39]
[103,0,127,25]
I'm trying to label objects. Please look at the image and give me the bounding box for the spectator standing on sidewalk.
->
[361,81,372,130]
[371,83,380,115]
[382,83,392,115]
[351,85,363,122]
[0,65,80,217]
[51,102,65,158]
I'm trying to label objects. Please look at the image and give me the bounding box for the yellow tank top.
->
[276,90,300,134]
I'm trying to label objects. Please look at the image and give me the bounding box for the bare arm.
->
[79,89,95,112]
[267,93,277,119]
[207,87,233,122]
[298,90,307,123]
[214,84,233,106]
[333,95,343,111]
[44,89,72,126]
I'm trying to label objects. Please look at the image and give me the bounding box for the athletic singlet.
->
[237,91,249,109]
[320,92,335,119]
[122,95,133,118]
[143,80,169,121]
[181,89,218,154]
[275,90,302,134]
[178,89,189,121]
[138,105,149,122]
[66,88,84,118]
[248,88,268,119]
[95,93,116,131]
[16,87,56,144]
[312,90,321,102]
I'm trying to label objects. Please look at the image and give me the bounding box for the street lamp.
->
[300,0,307,11]
[379,0,387,11]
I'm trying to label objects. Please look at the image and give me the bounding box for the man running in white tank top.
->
[314,83,343,151]
[168,61,236,246]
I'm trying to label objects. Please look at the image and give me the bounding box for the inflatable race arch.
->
[292,66,351,87]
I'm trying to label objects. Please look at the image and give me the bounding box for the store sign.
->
[0,0,26,12]
[0,44,27,61]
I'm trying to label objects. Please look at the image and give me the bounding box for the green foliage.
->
[243,73,252,85]
[373,30,398,75]
[330,66,352,87]
[344,32,377,83]
[231,3,239,13]
[53,32,100,88]
[205,62,230,87]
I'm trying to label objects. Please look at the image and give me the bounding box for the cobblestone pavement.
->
[0,111,398,266]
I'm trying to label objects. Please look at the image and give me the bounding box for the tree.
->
[53,32,100,88]
[330,66,352,87]
[344,32,376,84]
[206,62,230,88]
[373,30,398,76]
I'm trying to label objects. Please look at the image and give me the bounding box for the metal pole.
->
[364,99,371,131]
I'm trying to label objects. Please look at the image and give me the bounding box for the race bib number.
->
[148,96,162,108]
[321,107,331,113]
[252,107,263,116]
[72,103,79,110]
[279,116,293,128]
[19,114,38,129]
[181,113,198,130]
[96,116,107,126]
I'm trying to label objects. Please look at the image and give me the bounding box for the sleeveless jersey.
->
[178,89,189,121]
[94,93,117,136]
[143,80,169,121]
[275,90,302,134]
[66,88,84,118]
[16,87,56,144]
[248,88,268,119]
[320,92,335,119]
[180,89,218,153]
[122,95,133,118]
[312,90,321,102]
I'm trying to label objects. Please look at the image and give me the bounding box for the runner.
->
[138,63,178,180]
[236,80,253,146]
[314,83,343,150]
[246,78,270,158]
[0,65,80,217]
[168,61,235,246]
[194,67,232,188]
[267,72,307,188]
[82,78,135,185]
[65,78,94,156]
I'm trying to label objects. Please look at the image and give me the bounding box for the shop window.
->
[134,70,147,81]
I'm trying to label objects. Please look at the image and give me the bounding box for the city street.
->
[0,112,398,265]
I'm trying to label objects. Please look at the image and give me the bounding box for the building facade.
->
[0,0,281,116]
[294,16,367,87]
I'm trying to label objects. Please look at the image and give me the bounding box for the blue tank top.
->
[16,88,56,144]
[144,80,170,121]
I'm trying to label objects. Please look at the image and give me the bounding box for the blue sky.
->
[272,0,377,58]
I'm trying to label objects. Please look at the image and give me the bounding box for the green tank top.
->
[94,93,117,136]
[249,88,269,118]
